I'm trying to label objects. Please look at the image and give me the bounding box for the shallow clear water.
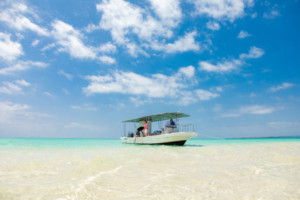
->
[0,138,299,200]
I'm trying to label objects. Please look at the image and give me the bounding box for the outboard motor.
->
[127,132,134,137]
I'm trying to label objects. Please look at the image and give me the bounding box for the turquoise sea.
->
[0,138,299,199]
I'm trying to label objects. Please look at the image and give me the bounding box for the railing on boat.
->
[178,123,195,132]
[124,122,195,137]
[162,123,195,134]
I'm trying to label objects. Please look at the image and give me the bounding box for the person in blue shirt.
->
[166,118,176,127]
[170,119,175,126]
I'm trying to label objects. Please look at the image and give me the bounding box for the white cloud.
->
[51,20,115,64]
[0,2,49,36]
[150,31,200,53]
[129,97,151,107]
[206,21,220,31]
[70,103,98,111]
[0,32,23,61]
[240,105,275,114]
[97,42,117,53]
[263,7,280,19]
[222,105,276,117]
[51,20,97,59]
[199,46,264,73]
[0,79,31,94]
[0,101,52,136]
[83,65,220,105]
[199,59,242,73]
[31,39,39,46]
[0,60,48,75]
[0,101,29,123]
[0,82,22,94]
[195,89,219,100]
[0,101,29,112]
[191,0,254,21]
[83,66,194,98]
[237,30,251,39]
[239,46,264,59]
[176,93,198,106]
[178,65,195,78]
[95,0,198,56]
[125,42,148,57]
[41,43,56,51]
[84,23,100,33]
[164,31,200,53]
[97,0,172,44]
[58,70,74,81]
[269,82,294,93]
[98,55,116,65]
[15,33,24,40]
[149,0,182,27]
[15,79,30,86]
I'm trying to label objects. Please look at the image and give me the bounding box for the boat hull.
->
[120,132,197,145]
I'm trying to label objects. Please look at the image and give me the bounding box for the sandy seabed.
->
[0,139,299,200]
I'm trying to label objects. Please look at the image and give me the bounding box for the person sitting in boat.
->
[166,119,176,127]
[143,120,148,137]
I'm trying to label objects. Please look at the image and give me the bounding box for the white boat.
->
[120,112,197,145]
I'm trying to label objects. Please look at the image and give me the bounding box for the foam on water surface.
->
[0,138,299,200]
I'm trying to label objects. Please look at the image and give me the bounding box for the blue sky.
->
[0,0,299,138]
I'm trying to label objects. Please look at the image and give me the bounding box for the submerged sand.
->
[0,139,299,200]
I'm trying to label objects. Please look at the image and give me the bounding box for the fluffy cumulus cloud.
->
[239,46,264,59]
[52,20,116,64]
[191,0,254,21]
[0,32,23,61]
[151,31,200,53]
[95,0,199,56]
[51,20,116,64]
[97,42,117,53]
[0,2,49,36]
[199,46,264,73]
[83,66,219,105]
[96,0,170,43]
[178,65,195,78]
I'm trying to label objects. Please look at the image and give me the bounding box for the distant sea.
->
[0,137,299,200]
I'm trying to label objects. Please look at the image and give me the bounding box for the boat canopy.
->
[123,112,190,123]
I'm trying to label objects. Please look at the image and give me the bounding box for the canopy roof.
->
[123,112,190,123]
